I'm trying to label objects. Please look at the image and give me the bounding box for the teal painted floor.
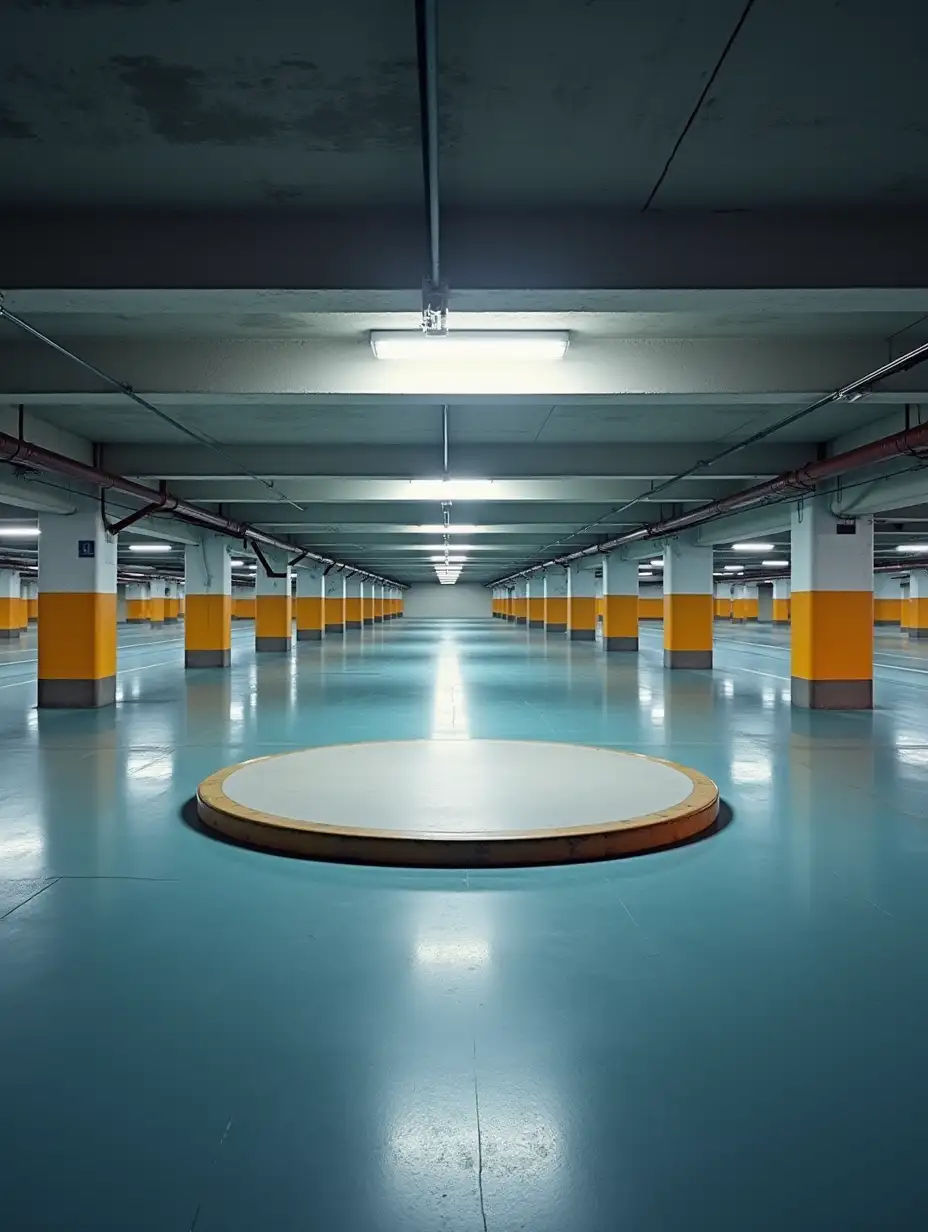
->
[1,616,927,1230]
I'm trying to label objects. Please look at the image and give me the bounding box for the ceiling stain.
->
[113,56,281,145]
[0,102,38,140]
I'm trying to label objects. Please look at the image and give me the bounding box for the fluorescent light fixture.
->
[732,542,774,552]
[430,555,468,563]
[0,526,39,538]
[895,544,928,553]
[407,479,495,500]
[638,570,654,578]
[723,565,745,573]
[649,558,664,567]
[371,331,569,361]
[415,524,480,535]
[128,543,173,553]
[762,559,789,567]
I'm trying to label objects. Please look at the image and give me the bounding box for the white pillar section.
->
[873,574,903,627]
[662,540,713,669]
[184,536,232,668]
[544,567,569,632]
[325,569,345,633]
[567,562,597,641]
[164,579,179,623]
[790,497,874,709]
[601,554,639,652]
[526,576,542,628]
[772,578,791,625]
[296,564,325,641]
[255,551,293,652]
[345,574,363,630]
[38,508,117,708]
[907,569,928,639]
[0,569,21,640]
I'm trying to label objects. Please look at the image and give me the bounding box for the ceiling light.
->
[723,565,745,573]
[895,544,928,553]
[371,331,569,361]
[407,479,495,500]
[762,559,789,567]
[429,555,468,563]
[415,524,480,535]
[0,526,39,537]
[649,559,664,567]
[732,542,774,552]
[638,570,654,578]
[128,543,173,553]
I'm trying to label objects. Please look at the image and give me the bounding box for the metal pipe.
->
[0,430,404,588]
[492,418,928,585]
[0,300,304,512]
[415,0,441,288]
[542,337,928,556]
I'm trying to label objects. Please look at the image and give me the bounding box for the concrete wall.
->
[403,583,491,619]
[757,583,774,623]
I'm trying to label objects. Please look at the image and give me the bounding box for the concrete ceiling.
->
[3,1,928,585]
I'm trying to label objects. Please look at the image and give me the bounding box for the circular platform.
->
[196,740,719,866]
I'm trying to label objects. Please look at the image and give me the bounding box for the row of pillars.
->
[492,497,893,710]
[0,509,404,708]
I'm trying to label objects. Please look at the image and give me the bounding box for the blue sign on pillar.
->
[78,540,95,558]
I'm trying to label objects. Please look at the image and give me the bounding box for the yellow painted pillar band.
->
[545,595,568,631]
[185,595,232,667]
[568,596,596,639]
[296,595,324,641]
[664,594,713,666]
[38,593,117,706]
[873,598,901,626]
[0,597,20,637]
[256,594,292,652]
[28,597,39,623]
[345,595,363,629]
[528,597,545,627]
[602,595,638,650]
[148,595,165,624]
[125,599,147,622]
[638,597,662,620]
[791,590,872,706]
[772,598,790,624]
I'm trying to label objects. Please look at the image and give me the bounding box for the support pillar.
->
[544,568,568,633]
[601,554,639,651]
[0,569,21,640]
[361,579,374,626]
[184,536,232,668]
[324,570,345,635]
[733,583,758,623]
[296,566,325,641]
[907,570,928,639]
[18,578,28,630]
[772,579,791,625]
[125,583,148,623]
[164,580,180,623]
[527,578,544,627]
[148,581,166,626]
[567,563,596,641]
[25,579,38,624]
[373,583,384,623]
[38,509,117,707]
[345,575,363,630]
[255,553,292,652]
[873,574,903,626]
[714,583,732,620]
[790,497,873,709]
[514,579,528,625]
[663,541,713,669]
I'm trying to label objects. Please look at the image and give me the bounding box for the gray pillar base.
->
[908,628,928,639]
[346,621,362,630]
[604,636,638,652]
[325,624,345,636]
[38,676,116,708]
[185,649,231,668]
[0,628,21,639]
[516,617,527,625]
[529,620,544,628]
[126,617,148,624]
[545,623,567,634]
[664,650,712,669]
[163,617,179,624]
[297,628,323,641]
[791,676,873,709]
[373,616,383,623]
[874,619,900,626]
[256,637,292,653]
[363,619,374,626]
[569,628,596,641]
[772,619,790,625]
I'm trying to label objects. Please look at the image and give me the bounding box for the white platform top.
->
[220,740,695,837]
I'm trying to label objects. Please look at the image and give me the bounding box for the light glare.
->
[371,331,569,361]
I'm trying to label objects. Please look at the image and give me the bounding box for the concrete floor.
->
[1,617,927,1231]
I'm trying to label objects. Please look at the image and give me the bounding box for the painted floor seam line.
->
[0,877,60,921]
[473,1036,488,1232]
